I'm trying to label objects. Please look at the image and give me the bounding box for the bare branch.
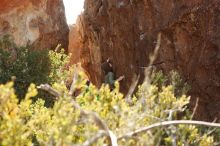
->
[125,74,140,103]
[77,109,118,146]
[83,130,107,146]
[191,98,199,120]
[37,84,60,99]
[144,32,162,79]
[82,130,117,146]
[118,120,220,140]
[140,32,162,96]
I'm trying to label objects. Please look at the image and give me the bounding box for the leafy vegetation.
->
[0,35,72,98]
[0,36,219,146]
[0,73,219,145]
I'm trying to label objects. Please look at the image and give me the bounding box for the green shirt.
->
[104,72,115,86]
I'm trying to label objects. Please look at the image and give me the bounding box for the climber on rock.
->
[101,58,124,89]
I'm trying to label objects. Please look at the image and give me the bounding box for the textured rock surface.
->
[0,0,69,49]
[78,0,220,121]
[68,22,82,64]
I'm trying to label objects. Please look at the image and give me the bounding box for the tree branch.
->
[73,102,118,146]
[125,74,140,103]
[37,84,60,99]
[82,130,107,146]
[191,97,199,120]
[118,120,220,140]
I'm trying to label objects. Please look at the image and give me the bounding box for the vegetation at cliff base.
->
[0,35,72,99]
[0,37,219,146]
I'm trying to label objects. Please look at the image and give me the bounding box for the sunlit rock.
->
[0,0,69,49]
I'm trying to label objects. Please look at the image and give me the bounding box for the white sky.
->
[63,0,85,24]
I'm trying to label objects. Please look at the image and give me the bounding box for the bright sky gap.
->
[63,0,85,24]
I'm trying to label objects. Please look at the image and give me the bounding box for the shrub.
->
[0,72,219,146]
[0,35,72,98]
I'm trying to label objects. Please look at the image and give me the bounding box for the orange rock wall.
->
[68,23,82,64]
[76,0,220,121]
[0,0,69,49]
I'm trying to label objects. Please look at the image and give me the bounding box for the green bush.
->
[0,35,72,98]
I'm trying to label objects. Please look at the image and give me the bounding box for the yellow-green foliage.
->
[0,71,218,146]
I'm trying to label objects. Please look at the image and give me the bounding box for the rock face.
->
[68,22,82,64]
[77,0,220,121]
[0,0,69,49]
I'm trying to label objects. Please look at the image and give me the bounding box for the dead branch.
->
[125,74,140,103]
[37,84,60,99]
[140,32,162,96]
[144,32,162,78]
[118,120,220,140]
[191,97,199,120]
[82,130,107,146]
[73,103,118,146]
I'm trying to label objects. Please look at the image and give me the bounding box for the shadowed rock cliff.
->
[72,0,220,121]
[0,0,69,49]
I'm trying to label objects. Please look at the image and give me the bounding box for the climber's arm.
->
[116,75,125,82]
